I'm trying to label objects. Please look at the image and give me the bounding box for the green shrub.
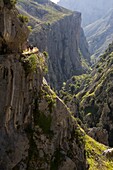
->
[98,68,103,73]
[22,54,37,74]
[109,58,113,66]
[18,14,29,24]
[75,127,85,147]
[27,25,32,32]
[10,0,16,5]
[71,76,76,82]
[43,51,48,58]
[35,111,52,134]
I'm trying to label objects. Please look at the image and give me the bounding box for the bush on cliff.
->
[4,0,17,6]
[18,14,29,24]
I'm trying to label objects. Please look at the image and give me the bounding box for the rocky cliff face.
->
[30,12,84,90]
[0,53,87,169]
[17,0,90,90]
[0,1,87,169]
[0,52,43,169]
[80,28,90,63]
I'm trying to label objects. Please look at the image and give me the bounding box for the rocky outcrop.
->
[88,127,108,145]
[103,148,113,159]
[17,0,90,90]
[0,0,29,53]
[58,0,113,27]
[58,0,113,60]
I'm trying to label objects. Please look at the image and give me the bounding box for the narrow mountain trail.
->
[22,47,39,55]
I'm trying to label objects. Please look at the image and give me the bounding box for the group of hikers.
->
[22,40,39,55]
[26,40,34,52]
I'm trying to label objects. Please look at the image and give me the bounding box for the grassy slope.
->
[71,114,113,170]
[59,42,113,169]
[85,135,113,170]
[77,43,113,120]
[60,43,113,120]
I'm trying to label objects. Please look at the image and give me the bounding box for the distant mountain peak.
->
[58,0,113,26]
[85,8,113,59]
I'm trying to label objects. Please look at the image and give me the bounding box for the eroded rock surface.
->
[0,2,87,170]
[17,0,90,90]
[0,53,87,170]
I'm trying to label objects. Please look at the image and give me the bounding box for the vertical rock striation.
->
[30,12,84,89]
[0,53,87,170]
[0,1,87,169]
[17,0,90,90]
[0,53,43,169]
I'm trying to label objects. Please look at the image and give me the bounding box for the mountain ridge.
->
[58,0,113,26]
[85,8,113,59]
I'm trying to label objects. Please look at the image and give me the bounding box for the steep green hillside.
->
[79,43,113,146]
[60,42,113,147]
[85,134,113,170]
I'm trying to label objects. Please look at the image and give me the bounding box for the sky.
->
[50,0,59,4]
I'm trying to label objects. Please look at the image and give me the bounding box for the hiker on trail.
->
[29,44,33,51]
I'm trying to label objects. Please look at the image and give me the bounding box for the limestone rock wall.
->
[29,12,85,89]
[0,2,87,169]
[17,0,90,90]
[0,53,87,170]
[0,53,43,169]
